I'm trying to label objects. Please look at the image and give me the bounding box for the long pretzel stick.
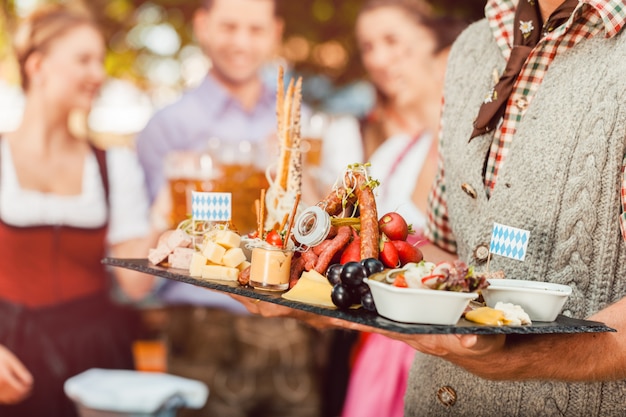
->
[283,193,301,249]
[276,78,295,191]
[279,213,290,231]
[287,77,303,194]
[260,189,266,236]
[255,199,261,238]
[276,66,285,147]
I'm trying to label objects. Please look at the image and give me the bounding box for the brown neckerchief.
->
[470,0,579,140]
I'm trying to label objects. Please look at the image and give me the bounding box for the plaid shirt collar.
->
[482,0,626,194]
[486,0,626,58]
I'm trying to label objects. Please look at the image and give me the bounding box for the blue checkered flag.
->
[489,222,530,261]
[191,192,232,221]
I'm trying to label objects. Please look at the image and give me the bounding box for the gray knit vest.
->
[405,19,626,416]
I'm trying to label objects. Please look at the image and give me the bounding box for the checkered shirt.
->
[426,0,626,253]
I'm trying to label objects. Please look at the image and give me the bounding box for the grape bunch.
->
[326,258,384,311]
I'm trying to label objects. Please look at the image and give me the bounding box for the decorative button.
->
[516,97,528,110]
[461,183,477,199]
[473,243,490,263]
[437,386,457,407]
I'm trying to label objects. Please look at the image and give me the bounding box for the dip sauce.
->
[249,246,293,291]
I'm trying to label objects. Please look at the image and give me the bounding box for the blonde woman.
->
[0,5,155,416]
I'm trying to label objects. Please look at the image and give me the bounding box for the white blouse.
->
[0,140,151,245]
[368,132,433,232]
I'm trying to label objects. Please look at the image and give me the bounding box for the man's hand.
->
[231,293,510,374]
[0,345,33,404]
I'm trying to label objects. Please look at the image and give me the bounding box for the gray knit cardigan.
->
[404,18,626,417]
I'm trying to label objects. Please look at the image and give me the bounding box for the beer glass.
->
[165,140,269,233]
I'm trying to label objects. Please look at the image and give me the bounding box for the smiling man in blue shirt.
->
[135,1,321,416]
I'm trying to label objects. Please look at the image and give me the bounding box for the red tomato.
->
[265,230,283,247]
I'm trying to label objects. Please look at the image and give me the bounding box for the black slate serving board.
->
[103,258,616,335]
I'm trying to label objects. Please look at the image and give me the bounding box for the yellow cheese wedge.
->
[282,270,335,308]
[236,260,251,272]
[202,241,226,264]
[189,252,208,277]
[465,307,510,326]
[200,265,239,281]
[221,247,247,268]
[214,230,241,249]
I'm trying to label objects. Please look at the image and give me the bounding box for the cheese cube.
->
[189,252,208,277]
[236,260,251,272]
[221,247,246,268]
[214,230,241,249]
[201,241,226,264]
[201,265,239,282]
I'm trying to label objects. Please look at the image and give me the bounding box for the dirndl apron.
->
[0,146,137,417]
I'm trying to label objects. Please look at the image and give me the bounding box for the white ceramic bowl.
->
[364,278,479,325]
[482,279,572,322]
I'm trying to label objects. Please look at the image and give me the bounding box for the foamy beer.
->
[165,143,269,233]
[301,112,328,167]
[165,151,215,227]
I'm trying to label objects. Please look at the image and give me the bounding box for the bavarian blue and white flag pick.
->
[489,222,530,261]
[191,191,232,221]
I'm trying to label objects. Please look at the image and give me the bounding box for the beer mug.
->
[167,139,269,234]
[165,150,215,228]
[212,139,269,234]
[301,112,328,167]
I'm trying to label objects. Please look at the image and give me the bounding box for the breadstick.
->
[277,78,295,191]
[283,193,301,249]
[276,66,285,146]
[260,189,266,236]
[255,199,261,238]
[287,77,303,194]
[279,213,290,231]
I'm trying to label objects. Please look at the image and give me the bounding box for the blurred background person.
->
[304,1,467,416]
[0,4,156,417]
[135,1,322,416]
[310,1,466,242]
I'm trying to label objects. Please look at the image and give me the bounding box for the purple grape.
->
[361,291,377,312]
[326,263,343,286]
[341,262,368,287]
[331,284,354,309]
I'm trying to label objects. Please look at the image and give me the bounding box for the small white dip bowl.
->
[482,279,572,322]
[364,278,478,325]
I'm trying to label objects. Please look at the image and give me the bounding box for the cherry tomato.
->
[265,230,283,247]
